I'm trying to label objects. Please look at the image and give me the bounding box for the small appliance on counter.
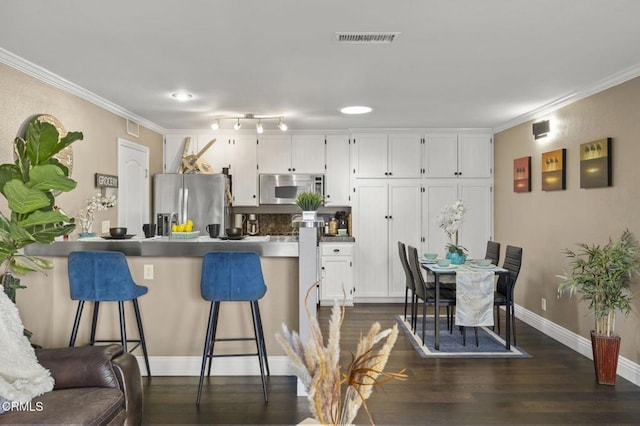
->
[247,214,259,235]
[335,211,348,236]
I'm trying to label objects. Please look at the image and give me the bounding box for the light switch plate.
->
[102,220,110,234]
[144,264,154,280]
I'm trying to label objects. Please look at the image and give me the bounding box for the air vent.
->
[126,119,140,137]
[335,32,400,44]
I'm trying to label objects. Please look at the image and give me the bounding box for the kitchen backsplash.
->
[232,211,351,236]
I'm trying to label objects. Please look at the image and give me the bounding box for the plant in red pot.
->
[557,229,640,385]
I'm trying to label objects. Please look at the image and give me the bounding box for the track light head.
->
[256,119,264,134]
[211,119,220,130]
[277,118,288,131]
[233,118,242,130]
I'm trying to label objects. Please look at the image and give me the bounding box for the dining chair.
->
[485,240,501,266]
[494,245,523,345]
[407,245,456,345]
[398,241,417,331]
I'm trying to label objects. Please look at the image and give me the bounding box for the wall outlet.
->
[101,220,110,234]
[541,297,547,312]
[144,264,154,280]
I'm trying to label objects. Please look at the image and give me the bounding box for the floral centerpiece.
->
[277,284,407,425]
[437,199,467,264]
[78,193,116,236]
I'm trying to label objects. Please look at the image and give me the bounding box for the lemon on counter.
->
[177,223,186,232]
[185,223,193,232]
[171,224,178,232]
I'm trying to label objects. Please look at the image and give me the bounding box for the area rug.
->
[397,315,531,358]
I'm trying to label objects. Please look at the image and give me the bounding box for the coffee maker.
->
[247,214,259,235]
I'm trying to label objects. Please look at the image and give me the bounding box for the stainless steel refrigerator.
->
[153,173,229,237]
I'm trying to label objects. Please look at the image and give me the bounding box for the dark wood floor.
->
[142,304,640,425]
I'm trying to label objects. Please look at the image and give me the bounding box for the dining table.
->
[420,260,513,350]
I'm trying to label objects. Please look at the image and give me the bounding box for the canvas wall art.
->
[580,138,612,188]
[513,156,531,193]
[542,149,566,191]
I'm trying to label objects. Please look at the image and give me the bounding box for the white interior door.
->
[118,138,149,236]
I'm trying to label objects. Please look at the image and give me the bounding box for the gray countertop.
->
[24,235,299,257]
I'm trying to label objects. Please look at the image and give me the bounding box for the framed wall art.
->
[513,156,531,193]
[542,148,566,191]
[580,138,612,188]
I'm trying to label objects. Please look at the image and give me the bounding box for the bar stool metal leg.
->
[251,301,268,403]
[133,298,151,376]
[69,301,85,347]
[118,301,128,353]
[89,302,100,345]
[252,302,270,377]
[197,302,218,406]
[206,302,221,377]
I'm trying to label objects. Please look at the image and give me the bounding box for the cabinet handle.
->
[326,194,330,198]
[292,168,296,172]
[288,168,291,172]
[252,195,256,198]
[389,215,393,219]
[388,172,393,176]
[333,249,340,253]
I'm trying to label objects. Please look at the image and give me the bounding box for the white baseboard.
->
[514,304,640,387]
[135,355,294,377]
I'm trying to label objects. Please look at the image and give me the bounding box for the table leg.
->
[434,273,440,350]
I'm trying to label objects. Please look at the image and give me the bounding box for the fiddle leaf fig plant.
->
[0,117,83,303]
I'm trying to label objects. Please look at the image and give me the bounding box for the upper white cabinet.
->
[325,134,351,206]
[424,133,492,178]
[229,134,258,206]
[351,133,422,179]
[257,134,325,174]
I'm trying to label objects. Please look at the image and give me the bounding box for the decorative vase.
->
[448,251,467,265]
[591,330,621,385]
[302,211,317,221]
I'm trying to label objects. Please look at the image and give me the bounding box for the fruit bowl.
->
[171,231,199,239]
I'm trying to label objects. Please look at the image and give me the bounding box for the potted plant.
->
[0,117,82,308]
[557,229,640,385]
[295,191,323,221]
[437,199,468,264]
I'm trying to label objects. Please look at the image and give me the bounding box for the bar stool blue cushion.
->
[68,251,148,302]
[200,252,266,302]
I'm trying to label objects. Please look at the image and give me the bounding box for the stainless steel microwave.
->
[259,174,324,205]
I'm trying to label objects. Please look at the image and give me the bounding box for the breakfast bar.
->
[21,236,301,376]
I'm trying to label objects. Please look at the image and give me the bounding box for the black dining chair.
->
[485,241,501,266]
[407,245,456,345]
[398,241,417,331]
[494,245,523,345]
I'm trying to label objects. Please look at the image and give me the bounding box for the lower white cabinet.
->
[320,242,354,306]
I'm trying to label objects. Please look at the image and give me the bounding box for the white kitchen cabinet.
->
[421,179,492,260]
[424,133,493,178]
[257,134,325,174]
[353,179,422,300]
[229,134,258,206]
[351,133,422,179]
[320,242,354,306]
[325,134,351,206]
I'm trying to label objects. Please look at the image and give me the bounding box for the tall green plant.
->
[0,118,83,302]
[557,229,640,336]
[295,191,323,211]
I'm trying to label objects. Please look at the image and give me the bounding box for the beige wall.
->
[0,62,163,343]
[495,76,640,362]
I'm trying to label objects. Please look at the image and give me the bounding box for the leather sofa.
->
[0,344,142,425]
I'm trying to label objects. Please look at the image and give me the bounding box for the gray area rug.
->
[397,315,531,358]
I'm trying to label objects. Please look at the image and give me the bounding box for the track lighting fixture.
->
[210,114,288,132]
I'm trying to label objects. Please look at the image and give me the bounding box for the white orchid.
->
[437,200,467,255]
[78,193,116,233]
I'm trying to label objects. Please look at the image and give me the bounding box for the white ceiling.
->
[2,0,640,132]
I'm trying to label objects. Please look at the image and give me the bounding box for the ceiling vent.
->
[335,32,400,44]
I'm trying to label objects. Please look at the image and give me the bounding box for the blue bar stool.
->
[67,251,151,376]
[197,252,270,405]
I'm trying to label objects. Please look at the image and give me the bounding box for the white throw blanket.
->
[455,270,495,327]
[0,290,54,405]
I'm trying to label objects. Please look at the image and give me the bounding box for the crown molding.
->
[493,61,640,134]
[0,47,165,134]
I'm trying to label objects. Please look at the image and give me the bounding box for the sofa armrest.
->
[35,344,123,390]
[112,351,143,426]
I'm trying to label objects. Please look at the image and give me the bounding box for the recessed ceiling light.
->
[340,106,372,115]
[171,92,193,101]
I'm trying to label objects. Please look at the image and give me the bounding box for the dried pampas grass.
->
[276,284,407,425]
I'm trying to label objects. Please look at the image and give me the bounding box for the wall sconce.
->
[533,120,550,140]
